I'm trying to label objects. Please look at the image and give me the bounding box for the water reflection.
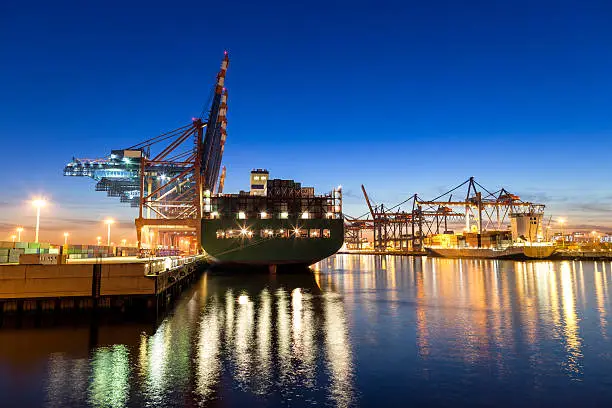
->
[319,255,611,389]
[88,345,130,408]
[195,296,221,401]
[4,256,612,407]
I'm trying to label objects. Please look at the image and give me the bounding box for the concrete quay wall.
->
[0,257,205,302]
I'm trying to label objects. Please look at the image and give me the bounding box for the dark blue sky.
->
[1,0,611,242]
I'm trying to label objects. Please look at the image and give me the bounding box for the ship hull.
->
[201,218,344,266]
[426,245,555,260]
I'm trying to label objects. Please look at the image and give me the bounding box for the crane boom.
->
[218,166,226,194]
[361,184,376,219]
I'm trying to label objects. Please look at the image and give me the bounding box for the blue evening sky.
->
[1,0,611,243]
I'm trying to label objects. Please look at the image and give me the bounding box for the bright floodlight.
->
[104,219,114,246]
[32,198,46,208]
[32,198,46,242]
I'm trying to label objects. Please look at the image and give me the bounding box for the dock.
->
[0,255,207,316]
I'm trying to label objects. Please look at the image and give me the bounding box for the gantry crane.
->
[64,52,230,254]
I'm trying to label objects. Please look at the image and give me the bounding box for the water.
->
[1,255,612,407]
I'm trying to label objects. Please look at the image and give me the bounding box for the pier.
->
[0,255,207,317]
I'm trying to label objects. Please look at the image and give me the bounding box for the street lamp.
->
[32,198,46,243]
[11,235,16,243]
[63,232,69,245]
[96,236,102,245]
[16,227,23,242]
[558,218,566,248]
[104,219,114,246]
[121,239,127,247]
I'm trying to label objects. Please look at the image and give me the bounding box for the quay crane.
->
[344,177,545,252]
[64,52,230,253]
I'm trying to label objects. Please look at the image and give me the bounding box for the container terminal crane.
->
[64,53,344,266]
[64,52,231,255]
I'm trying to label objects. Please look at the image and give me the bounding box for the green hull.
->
[201,218,344,266]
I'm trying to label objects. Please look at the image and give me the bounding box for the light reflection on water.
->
[1,255,612,406]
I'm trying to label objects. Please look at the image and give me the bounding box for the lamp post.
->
[96,236,102,246]
[121,239,127,247]
[104,219,114,246]
[16,227,23,242]
[63,232,69,245]
[558,218,566,248]
[11,235,16,242]
[32,198,46,243]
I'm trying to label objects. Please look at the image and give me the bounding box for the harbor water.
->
[1,255,612,407]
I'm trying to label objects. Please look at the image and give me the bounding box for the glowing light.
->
[241,228,248,236]
[280,212,288,219]
[32,198,46,208]
[301,212,309,219]
[211,211,219,218]
[260,211,268,219]
[10,235,16,242]
[32,198,46,243]
[238,211,246,220]
[238,295,249,305]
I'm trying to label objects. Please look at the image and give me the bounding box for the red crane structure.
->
[64,52,230,255]
[344,177,544,253]
[134,52,230,254]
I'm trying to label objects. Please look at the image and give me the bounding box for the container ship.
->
[201,169,344,268]
[424,213,556,260]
